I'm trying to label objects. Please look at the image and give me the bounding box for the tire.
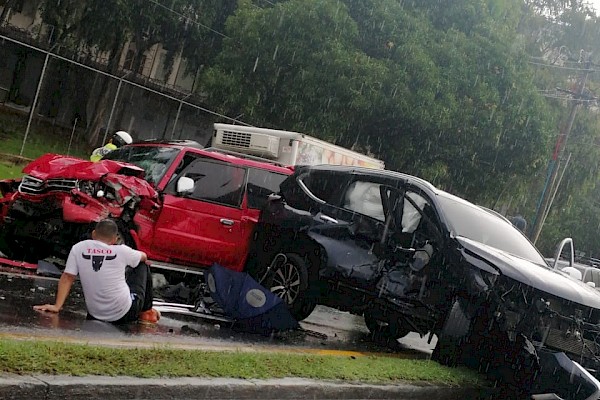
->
[472,319,539,393]
[263,253,316,321]
[364,313,410,342]
[433,299,540,393]
[0,237,28,261]
[431,299,473,366]
[0,226,47,263]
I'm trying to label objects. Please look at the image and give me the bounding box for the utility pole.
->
[529,58,592,244]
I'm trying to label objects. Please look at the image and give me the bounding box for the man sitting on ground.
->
[33,219,160,324]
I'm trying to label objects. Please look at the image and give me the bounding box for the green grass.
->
[0,161,24,179]
[0,108,90,180]
[0,339,483,386]
[1,131,87,160]
[0,108,88,161]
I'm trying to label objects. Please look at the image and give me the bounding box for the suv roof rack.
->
[204,147,287,167]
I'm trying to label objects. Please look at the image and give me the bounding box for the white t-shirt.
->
[65,240,142,322]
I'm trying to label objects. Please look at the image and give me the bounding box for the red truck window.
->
[181,159,246,207]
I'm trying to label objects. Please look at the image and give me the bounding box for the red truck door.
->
[151,158,250,270]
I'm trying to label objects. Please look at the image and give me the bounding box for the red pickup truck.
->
[0,141,292,275]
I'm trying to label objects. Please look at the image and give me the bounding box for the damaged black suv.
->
[248,165,600,399]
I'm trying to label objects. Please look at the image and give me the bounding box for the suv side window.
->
[178,159,246,207]
[343,181,385,221]
[284,169,350,210]
[401,192,428,233]
[301,170,347,204]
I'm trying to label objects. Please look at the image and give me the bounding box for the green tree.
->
[344,0,553,202]
[515,0,600,253]
[203,0,553,203]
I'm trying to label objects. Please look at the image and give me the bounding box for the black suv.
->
[248,165,600,399]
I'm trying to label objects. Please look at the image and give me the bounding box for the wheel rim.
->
[270,261,301,305]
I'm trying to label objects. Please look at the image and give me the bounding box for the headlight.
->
[77,180,98,196]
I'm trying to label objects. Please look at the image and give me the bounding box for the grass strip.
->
[0,161,23,180]
[0,338,483,386]
[0,108,88,161]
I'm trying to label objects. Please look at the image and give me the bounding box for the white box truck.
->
[211,123,385,169]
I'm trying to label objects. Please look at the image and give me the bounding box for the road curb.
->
[0,374,492,400]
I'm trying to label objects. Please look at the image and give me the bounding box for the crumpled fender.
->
[102,174,157,205]
[532,350,600,400]
[0,179,19,221]
[61,175,157,224]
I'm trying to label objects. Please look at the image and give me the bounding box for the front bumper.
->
[6,191,113,223]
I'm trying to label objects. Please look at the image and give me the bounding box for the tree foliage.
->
[202,0,553,202]
[40,0,226,71]
[513,1,600,255]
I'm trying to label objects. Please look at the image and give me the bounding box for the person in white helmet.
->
[90,131,133,162]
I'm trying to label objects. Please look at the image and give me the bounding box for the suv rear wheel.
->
[431,299,472,366]
[263,252,316,321]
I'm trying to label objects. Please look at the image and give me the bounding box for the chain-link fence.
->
[0,29,245,158]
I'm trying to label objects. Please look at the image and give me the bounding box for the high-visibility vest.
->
[90,143,117,162]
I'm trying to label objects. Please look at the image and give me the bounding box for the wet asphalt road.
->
[0,265,436,357]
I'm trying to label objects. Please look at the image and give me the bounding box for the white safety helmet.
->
[112,131,133,148]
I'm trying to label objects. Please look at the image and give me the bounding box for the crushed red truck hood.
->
[20,154,157,200]
[23,154,145,181]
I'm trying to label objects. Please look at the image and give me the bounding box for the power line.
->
[146,0,229,39]
[527,60,597,72]
[539,93,598,102]
[146,0,281,39]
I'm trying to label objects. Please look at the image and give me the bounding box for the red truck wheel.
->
[0,227,45,263]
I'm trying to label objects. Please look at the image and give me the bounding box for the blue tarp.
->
[207,263,299,334]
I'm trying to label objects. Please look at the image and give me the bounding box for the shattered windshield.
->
[103,146,179,186]
[436,194,546,265]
